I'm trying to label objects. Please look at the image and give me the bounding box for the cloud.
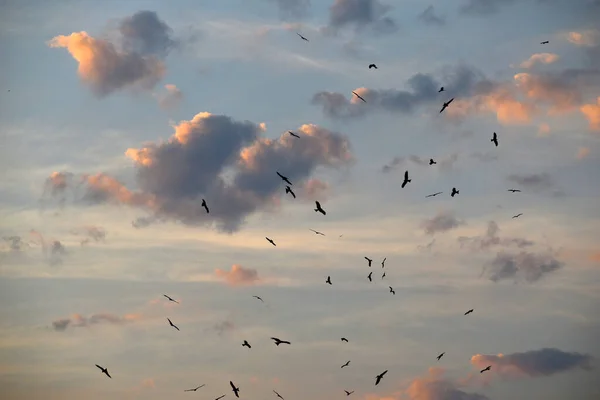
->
[2,236,25,252]
[213,319,235,336]
[458,221,534,251]
[519,53,559,69]
[567,29,600,47]
[381,154,459,172]
[507,173,554,192]
[484,251,564,283]
[404,367,490,400]
[119,10,178,57]
[470,348,594,378]
[577,147,590,159]
[325,0,398,35]
[459,0,518,16]
[215,264,260,286]
[421,211,465,235]
[43,113,353,232]
[470,151,498,162]
[267,0,311,20]
[418,5,446,26]
[538,123,551,136]
[580,97,600,131]
[52,313,141,331]
[49,240,66,266]
[71,226,107,246]
[155,84,183,110]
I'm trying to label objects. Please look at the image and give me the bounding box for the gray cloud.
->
[52,313,139,331]
[471,151,498,163]
[507,173,555,193]
[418,5,446,26]
[326,0,398,35]
[421,211,465,235]
[458,221,534,251]
[485,251,564,283]
[2,236,25,251]
[212,320,235,336]
[382,154,459,173]
[49,240,66,266]
[459,0,518,15]
[119,10,177,57]
[267,0,311,20]
[72,226,107,246]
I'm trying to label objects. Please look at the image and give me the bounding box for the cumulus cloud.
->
[119,10,178,56]
[519,53,559,69]
[52,313,141,331]
[580,97,600,131]
[567,29,600,47]
[471,348,594,378]
[458,221,534,251]
[418,5,446,26]
[421,211,465,235]
[215,264,260,286]
[459,0,518,16]
[484,251,564,283]
[155,84,183,110]
[325,0,398,35]
[404,367,490,400]
[43,113,353,232]
[267,0,311,20]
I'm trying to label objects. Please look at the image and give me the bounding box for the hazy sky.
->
[1,0,599,399]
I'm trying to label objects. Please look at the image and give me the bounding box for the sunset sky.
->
[1,0,599,399]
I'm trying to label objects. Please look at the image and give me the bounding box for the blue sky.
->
[1,0,599,399]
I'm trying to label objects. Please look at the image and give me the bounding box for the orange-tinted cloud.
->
[155,84,183,110]
[519,53,559,69]
[538,123,551,136]
[589,251,600,263]
[567,30,599,47]
[298,178,330,201]
[52,312,141,331]
[215,264,260,286]
[577,147,590,159]
[403,367,490,400]
[580,97,600,131]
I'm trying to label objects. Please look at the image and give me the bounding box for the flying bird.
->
[185,385,206,392]
[352,91,367,103]
[242,340,251,348]
[285,185,296,199]
[201,199,209,213]
[480,366,492,373]
[266,237,276,246]
[310,229,325,236]
[368,64,378,69]
[429,158,436,165]
[230,381,240,398]
[508,189,521,193]
[451,188,460,197]
[389,286,395,295]
[367,272,373,282]
[375,370,388,385]
[365,257,373,267]
[381,257,386,268]
[95,364,111,378]
[326,276,332,285]
[288,131,300,138]
[437,352,445,361]
[439,98,454,113]
[215,396,226,400]
[438,87,444,92]
[382,272,386,279]
[271,337,291,346]
[314,201,326,215]
[276,172,292,186]
[426,192,443,198]
[512,213,523,219]
[464,309,474,315]
[273,390,284,400]
[163,294,179,304]
[341,360,351,368]
[344,390,354,396]
[167,318,180,331]
[253,295,264,302]
[341,337,349,342]
[491,132,498,147]
[401,170,411,188]
[297,33,309,41]
[541,40,549,44]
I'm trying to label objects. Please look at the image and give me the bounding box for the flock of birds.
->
[90,30,554,397]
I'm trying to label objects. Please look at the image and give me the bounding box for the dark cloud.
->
[267,0,311,20]
[458,221,534,251]
[458,0,518,15]
[485,251,564,283]
[2,236,25,251]
[418,5,446,26]
[326,0,398,35]
[212,320,235,336]
[507,173,555,193]
[52,313,140,331]
[49,240,66,266]
[119,10,177,57]
[421,211,465,235]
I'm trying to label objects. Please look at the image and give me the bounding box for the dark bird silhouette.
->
[429,158,436,165]
[368,64,378,69]
[285,185,296,198]
[314,201,326,215]
[163,294,179,304]
[381,257,386,268]
[365,257,373,267]
[326,276,332,285]
[310,229,325,236]
[426,192,443,198]
[271,337,291,346]
[464,309,474,315]
[341,360,351,368]
[185,384,206,392]
[273,390,284,400]
[230,381,240,398]
[266,237,276,246]
[276,171,292,186]
[242,340,251,348]
[508,189,521,193]
[345,390,354,396]
[541,40,549,44]
[439,98,454,113]
[375,370,388,385]
[480,366,492,373]
[451,188,459,197]
[288,131,300,138]
[253,295,264,302]
[491,132,498,147]
[341,337,348,342]
[167,318,180,331]
[215,396,226,400]
[401,170,411,188]
[201,199,209,213]
[297,33,309,41]
[437,352,445,361]
[438,87,444,92]
[367,272,372,282]
[512,213,523,219]
[352,91,367,103]
[95,364,111,378]
[382,272,386,279]
[389,286,395,295]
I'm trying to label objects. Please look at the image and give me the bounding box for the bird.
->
[401,170,411,188]
[508,189,521,193]
[365,257,373,267]
[163,294,179,304]
[367,272,373,282]
[276,171,292,185]
[341,360,351,368]
[541,40,549,44]
[451,188,459,197]
[368,64,378,69]
[185,385,206,392]
[167,318,180,331]
[288,131,300,138]
[381,257,386,268]
[382,272,386,279]
[426,192,443,198]
[464,309,474,315]
[429,158,436,165]
[215,396,226,400]
[437,352,445,361]
[352,91,367,103]
[491,132,498,147]
[310,229,325,236]
[314,201,326,215]
[345,390,354,396]
[439,98,454,113]
[201,199,209,213]
[438,87,444,92]
[512,213,523,219]
[230,381,240,398]
[375,370,388,385]
[389,286,395,295]
[341,337,349,342]
[273,390,285,400]
[242,340,251,348]
[326,276,332,285]
[271,337,291,346]
[297,33,309,41]
[285,185,296,199]
[266,237,276,246]
[480,366,492,373]
[95,364,111,378]
[253,295,264,302]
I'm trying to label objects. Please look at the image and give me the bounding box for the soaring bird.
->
[273,390,285,400]
[429,158,436,165]
[288,131,300,138]
[381,257,386,268]
[368,64,378,69]
[464,309,474,315]
[271,337,291,346]
[95,364,111,378]
[375,370,388,385]
[266,237,276,246]
[326,276,332,285]
[508,189,521,193]
[389,286,395,295]
[480,366,492,373]
[401,170,411,188]
[437,352,445,361]
[163,294,179,304]
[167,318,180,331]
[345,390,354,396]
[541,40,549,44]
[242,340,251,349]
[512,213,523,219]
[367,272,373,282]
[438,87,444,92]
[314,201,326,215]
[341,337,349,342]
[215,396,226,400]
[201,199,209,213]
[185,384,206,392]
[253,295,264,302]
[230,381,240,398]
[352,91,367,103]
[426,192,443,198]
[285,185,296,199]
[439,98,454,113]
[297,33,309,41]
[451,188,460,197]
[341,360,351,368]
[365,257,373,267]
[310,229,325,236]
[276,172,293,185]
[491,132,498,147]
[382,272,386,279]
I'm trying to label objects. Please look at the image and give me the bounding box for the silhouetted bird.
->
[310,229,325,236]
[352,91,367,103]
[367,272,372,282]
[439,98,454,113]
[95,364,111,378]
[426,192,443,198]
[429,158,436,165]
[389,286,395,295]
[512,213,523,219]
[438,87,444,92]
[185,385,206,392]
[201,199,209,213]
[297,33,309,41]
[271,337,291,346]
[451,188,459,197]
[288,131,300,138]
[230,381,240,398]
[276,172,292,185]
[368,64,378,69]
[382,272,386,279]
[242,340,251,348]
[285,185,296,198]
[266,237,276,246]
[365,257,373,267]
[167,318,180,331]
[480,366,491,373]
[541,40,549,44]
[381,257,386,268]
[345,390,354,396]
[215,395,226,400]
[273,390,284,400]
[402,170,411,188]
[375,370,388,385]
[341,337,348,342]
[253,295,264,302]
[326,276,332,285]
[163,294,179,304]
[508,189,521,193]
[491,132,498,147]
[314,201,326,215]
[341,360,351,368]
[464,309,474,315]
[437,352,445,361]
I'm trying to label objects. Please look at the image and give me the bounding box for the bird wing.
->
[315,201,321,208]
[404,170,408,179]
[167,318,172,325]
[230,381,236,390]
[105,370,112,378]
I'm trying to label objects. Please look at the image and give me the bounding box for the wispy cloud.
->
[519,53,559,69]
[458,221,534,251]
[52,312,141,331]
[418,5,446,26]
[484,251,564,283]
[421,211,465,235]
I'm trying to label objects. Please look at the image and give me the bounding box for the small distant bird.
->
[439,98,454,113]
[242,340,251,348]
[382,272,386,279]
[297,33,309,41]
[266,237,276,246]
[426,192,443,198]
[368,64,378,69]
[381,257,386,268]
[365,257,373,267]
[345,390,354,396]
[326,276,332,285]
[541,40,549,44]
[314,201,326,215]
[352,91,367,103]
[167,318,180,331]
[491,132,498,147]
[341,337,348,342]
[230,381,240,398]
[253,295,264,302]
[375,370,388,385]
[215,396,226,400]
[480,366,492,373]
[464,309,474,315]
[437,352,445,361]
[429,158,436,165]
[341,360,351,368]
[276,171,292,186]
[389,286,395,295]
[367,272,373,282]
[401,170,411,188]
[508,189,521,193]
[288,131,300,138]
[185,384,206,392]
[512,213,523,219]
[163,294,179,304]
[285,185,296,199]
[273,390,284,400]
[451,188,459,197]
[201,199,209,213]
[438,87,444,92]
[271,337,291,346]
[310,229,325,236]
[95,364,111,378]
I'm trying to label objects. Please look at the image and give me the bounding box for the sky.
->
[1,0,599,399]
